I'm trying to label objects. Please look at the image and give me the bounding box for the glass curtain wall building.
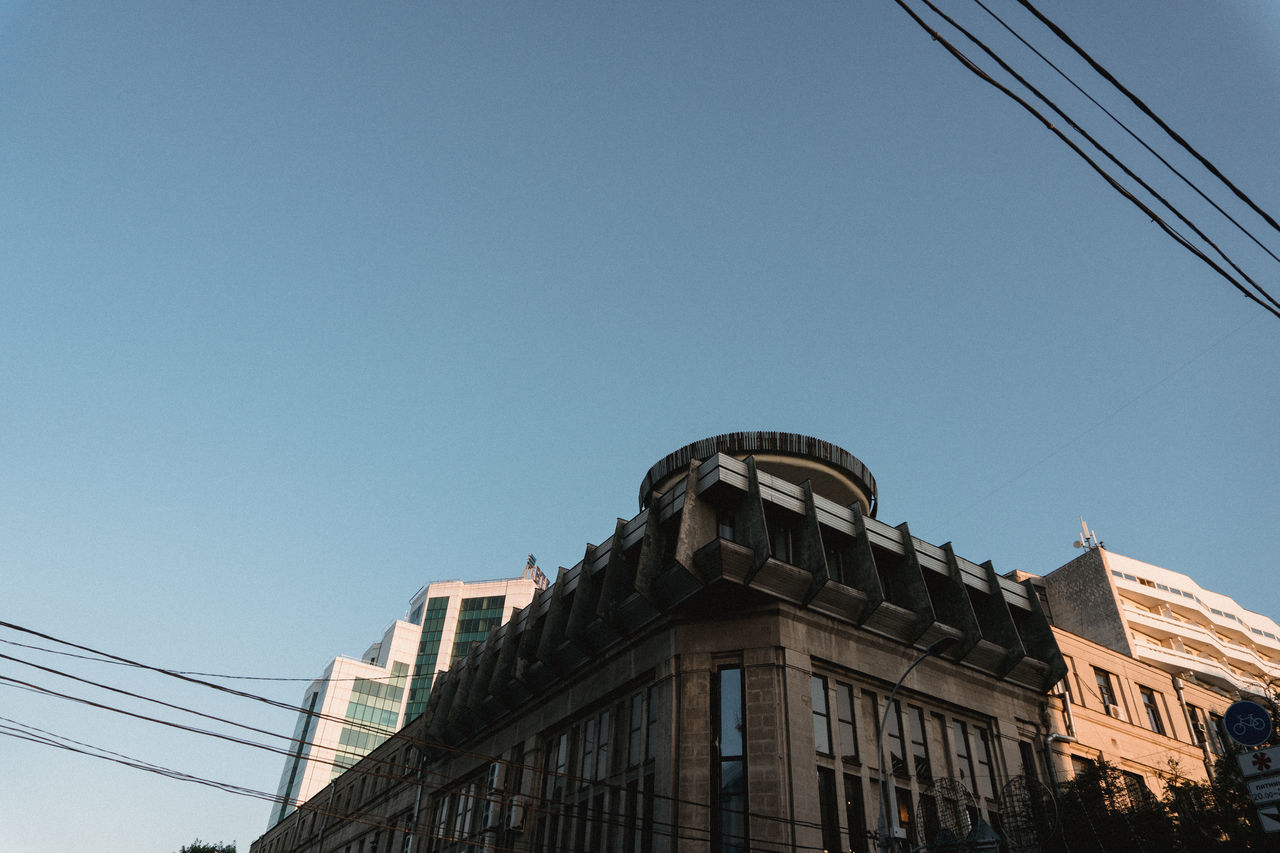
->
[403,579,542,721]
[269,575,543,827]
[268,617,420,826]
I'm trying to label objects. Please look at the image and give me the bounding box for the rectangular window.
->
[836,682,858,760]
[596,710,611,780]
[909,706,931,784]
[1071,754,1095,778]
[717,507,737,542]
[484,762,500,832]
[1094,668,1118,711]
[546,731,569,803]
[715,666,748,853]
[623,778,639,853]
[628,692,644,767]
[953,720,976,789]
[590,790,606,850]
[580,718,596,787]
[825,541,845,584]
[642,771,656,851]
[1139,686,1166,735]
[895,785,915,844]
[765,507,793,563]
[1019,740,1039,783]
[1209,713,1226,754]
[844,773,869,853]
[1121,771,1151,808]
[646,684,660,762]
[817,767,842,853]
[886,700,907,777]
[1187,704,1208,745]
[812,675,833,755]
[974,728,996,800]
[1059,656,1077,704]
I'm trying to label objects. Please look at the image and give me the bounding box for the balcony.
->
[1132,639,1255,694]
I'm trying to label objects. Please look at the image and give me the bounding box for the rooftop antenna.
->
[1072,518,1103,551]
[522,554,550,590]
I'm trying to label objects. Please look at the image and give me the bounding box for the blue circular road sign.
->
[1225,700,1273,747]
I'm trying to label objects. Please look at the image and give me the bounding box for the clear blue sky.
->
[2,2,1278,850]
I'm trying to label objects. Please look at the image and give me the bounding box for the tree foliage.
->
[1032,756,1280,853]
[177,841,235,853]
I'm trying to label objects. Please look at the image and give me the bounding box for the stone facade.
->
[251,434,1064,853]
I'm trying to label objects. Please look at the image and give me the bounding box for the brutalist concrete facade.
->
[252,433,1065,853]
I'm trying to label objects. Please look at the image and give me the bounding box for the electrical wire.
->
[910,0,1277,313]
[1011,0,1280,241]
[0,623,834,849]
[0,636,405,683]
[968,0,1280,279]
[889,0,1280,320]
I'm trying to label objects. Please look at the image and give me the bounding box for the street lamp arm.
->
[877,637,958,853]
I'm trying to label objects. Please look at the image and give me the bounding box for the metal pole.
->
[877,637,957,853]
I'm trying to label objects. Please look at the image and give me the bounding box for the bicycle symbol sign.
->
[1226,700,1274,747]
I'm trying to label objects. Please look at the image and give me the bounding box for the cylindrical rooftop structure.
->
[639,431,877,516]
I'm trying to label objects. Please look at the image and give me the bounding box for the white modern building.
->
[269,616,420,825]
[1040,539,1280,699]
[269,572,546,826]
[401,576,544,721]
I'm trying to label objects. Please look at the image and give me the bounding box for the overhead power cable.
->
[0,651,296,745]
[0,715,281,804]
[913,0,1276,312]
[0,622,810,845]
[0,636,403,683]
[890,0,1280,320]
[0,620,856,849]
[1012,0,1280,239]
[968,0,1280,276]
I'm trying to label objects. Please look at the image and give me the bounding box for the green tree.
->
[177,841,235,853]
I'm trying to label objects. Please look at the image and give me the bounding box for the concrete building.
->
[1019,538,1280,796]
[1039,543,1280,697]
[252,432,1066,853]
[269,575,544,826]
[1045,626,1233,793]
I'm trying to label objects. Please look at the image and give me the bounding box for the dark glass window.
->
[1139,686,1166,735]
[451,596,507,664]
[844,773,869,853]
[628,692,644,767]
[895,785,915,844]
[836,682,858,760]
[1122,771,1152,808]
[973,727,996,800]
[908,706,931,784]
[765,506,794,563]
[1071,754,1095,778]
[646,684,659,761]
[1188,704,1208,745]
[580,718,596,787]
[817,767,842,853]
[596,710,611,780]
[953,720,976,788]
[812,675,833,755]
[1210,713,1226,754]
[717,507,737,542]
[886,700,907,777]
[715,666,747,853]
[1094,668,1118,711]
[1018,740,1039,783]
